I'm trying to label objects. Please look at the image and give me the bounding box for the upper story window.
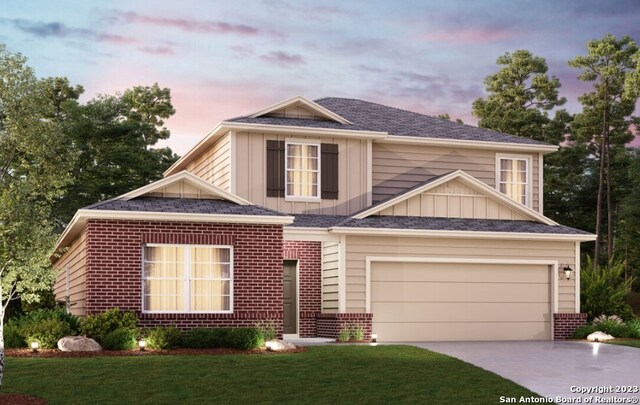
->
[496,154,531,206]
[142,244,233,313]
[285,142,320,200]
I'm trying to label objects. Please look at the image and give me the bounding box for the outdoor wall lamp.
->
[561,265,573,280]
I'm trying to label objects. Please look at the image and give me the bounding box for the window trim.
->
[495,153,533,208]
[141,243,234,314]
[284,140,321,202]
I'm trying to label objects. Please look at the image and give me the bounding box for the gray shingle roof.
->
[333,216,591,235]
[228,97,550,146]
[290,214,350,228]
[85,197,287,217]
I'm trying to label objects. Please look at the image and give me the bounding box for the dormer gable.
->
[119,171,251,204]
[353,170,556,225]
[248,96,352,124]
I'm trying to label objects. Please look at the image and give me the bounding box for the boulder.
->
[586,331,615,342]
[58,336,102,352]
[265,339,297,351]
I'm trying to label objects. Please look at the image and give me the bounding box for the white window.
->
[142,244,233,313]
[497,155,531,206]
[285,142,320,200]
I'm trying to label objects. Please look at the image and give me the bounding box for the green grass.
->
[607,340,640,348]
[4,345,539,404]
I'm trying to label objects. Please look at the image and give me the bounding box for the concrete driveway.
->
[413,341,640,401]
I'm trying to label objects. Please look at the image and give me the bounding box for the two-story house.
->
[53,96,595,341]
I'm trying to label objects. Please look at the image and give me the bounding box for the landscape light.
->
[138,339,147,351]
[31,341,39,353]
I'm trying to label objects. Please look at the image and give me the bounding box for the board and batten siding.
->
[377,178,529,220]
[344,236,575,313]
[53,230,88,316]
[186,132,232,191]
[235,131,369,215]
[372,143,540,213]
[322,241,340,313]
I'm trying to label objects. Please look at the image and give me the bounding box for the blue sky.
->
[1,0,639,154]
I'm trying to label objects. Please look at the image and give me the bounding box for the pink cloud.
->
[260,51,305,66]
[113,11,260,35]
[138,46,175,55]
[420,28,516,44]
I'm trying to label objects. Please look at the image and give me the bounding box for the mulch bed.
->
[0,393,47,405]
[5,347,306,358]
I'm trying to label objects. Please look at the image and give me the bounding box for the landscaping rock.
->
[586,331,615,342]
[265,339,297,351]
[58,336,102,352]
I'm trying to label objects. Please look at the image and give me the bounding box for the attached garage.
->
[369,260,553,341]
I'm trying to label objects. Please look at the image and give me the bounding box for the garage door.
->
[371,261,551,341]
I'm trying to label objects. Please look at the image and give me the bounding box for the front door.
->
[283,261,298,334]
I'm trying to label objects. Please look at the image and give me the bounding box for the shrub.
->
[79,308,138,344]
[4,308,79,349]
[22,318,74,349]
[101,327,137,350]
[145,326,183,350]
[593,314,623,325]
[572,324,598,339]
[4,321,26,348]
[255,320,278,341]
[338,326,351,342]
[593,318,623,335]
[580,256,635,321]
[227,328,263,350]
[350,324,365,341]
[184,328,230,349]
[626,318,640,338]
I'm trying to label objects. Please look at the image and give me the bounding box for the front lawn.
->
[607,340,640,349]
[4,345,540,404]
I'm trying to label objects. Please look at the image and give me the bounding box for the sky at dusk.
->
[1,0,640,155]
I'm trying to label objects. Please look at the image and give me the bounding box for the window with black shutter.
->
[266,140,338,200]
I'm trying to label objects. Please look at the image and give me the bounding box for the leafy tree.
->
[53,84,179,226]
[569,34,640,265]
[0,44,74,387]
[472,50,569,144]
[436,113,464,124]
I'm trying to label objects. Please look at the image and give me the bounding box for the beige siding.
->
[264,104,325,120]
[53,230,88,316]
[186,132,231,191]
[377,178,529,220]
[322,241,340,313]
[235,131,368,215]
[344,236,575,313]
[146,179,223,199]
[372,143,541,214]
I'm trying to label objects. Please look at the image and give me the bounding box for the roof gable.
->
[354,170,556,225]
[248,96,352,125]
[118,171,251,205]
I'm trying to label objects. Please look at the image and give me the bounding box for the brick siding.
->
[85,219,284,333]
[554,313,588,340]
[317,313,373,341]
[283,241,322,337]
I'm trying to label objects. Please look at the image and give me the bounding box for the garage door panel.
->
[372,262,549,284]
[374,321,551,341]
[372,302,550,323]
[371,281,550,303]
[371,261,551,341]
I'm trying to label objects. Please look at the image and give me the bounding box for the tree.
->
[472,50,569,144]
[52,84,179,227]
[436,113,464,124]
[0,45,74,387]
[569,34,640,266]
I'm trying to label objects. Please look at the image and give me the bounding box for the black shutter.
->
[266,140,285,197]
[321,143,339,199]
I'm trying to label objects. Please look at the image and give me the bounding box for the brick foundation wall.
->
[554,313,588,340]
[317,313,373,341]
[283,241,322,337]
[85,220,284,333]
